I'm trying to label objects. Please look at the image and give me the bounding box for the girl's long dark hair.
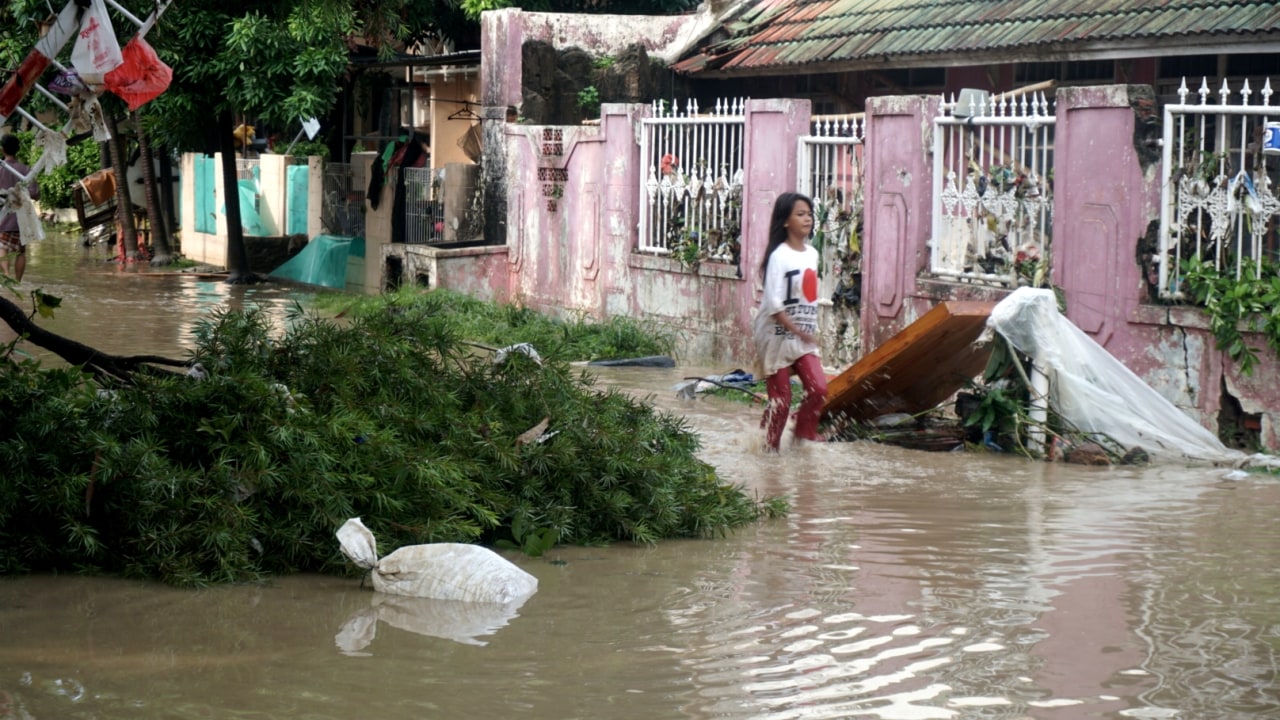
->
[758,192,814,279]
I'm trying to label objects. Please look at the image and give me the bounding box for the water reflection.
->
[335,594,532,653]
[1,236,1278,719]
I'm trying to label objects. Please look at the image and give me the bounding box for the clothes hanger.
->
[447,101,480,121]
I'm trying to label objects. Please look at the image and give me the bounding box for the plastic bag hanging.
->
[28,128,68,177]
[2,185,45,245]
[70,0,124,86]
[69,95,111,142]
[49,70,86,96]
[104,36,172,111]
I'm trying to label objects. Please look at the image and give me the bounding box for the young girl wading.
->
[753,192,828,451]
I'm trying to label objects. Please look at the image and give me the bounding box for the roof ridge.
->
[678,0,1280,74]
[728,0,1280,44]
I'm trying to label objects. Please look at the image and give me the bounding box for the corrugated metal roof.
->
[675,0,1280,75]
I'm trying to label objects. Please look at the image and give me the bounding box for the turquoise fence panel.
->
[287,164,309,236]
[194,154,216,233]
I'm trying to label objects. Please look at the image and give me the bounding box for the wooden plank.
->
[822,301,996,423]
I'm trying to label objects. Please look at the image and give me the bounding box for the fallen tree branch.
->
[0,294,188,384]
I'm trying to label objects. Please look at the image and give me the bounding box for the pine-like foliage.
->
[0,292,784,586]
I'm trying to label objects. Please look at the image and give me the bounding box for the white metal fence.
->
[638,99,746,265]
[798,116,864,303]
[1158,77,1280,298]
[931,91,1055,287]
[403,166,445,244]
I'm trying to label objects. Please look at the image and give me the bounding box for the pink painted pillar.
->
[600,103,648,318]
[860,95,940,351]
[739,98,812,351]
[480,9,526,247]
[1050,85,1158,348]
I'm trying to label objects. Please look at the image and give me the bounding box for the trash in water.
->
[336,517,538,604]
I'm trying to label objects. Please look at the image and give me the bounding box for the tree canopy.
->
[141,0,469,152]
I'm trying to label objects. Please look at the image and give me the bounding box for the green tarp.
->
[268,235,363,289]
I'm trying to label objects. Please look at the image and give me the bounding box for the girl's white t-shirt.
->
[752,242,821,377]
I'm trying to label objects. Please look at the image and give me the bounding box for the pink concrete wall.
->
[1052,85,1280,447]
[498,98,811,361]
[481,8,699,113]
[857,85,1280,449]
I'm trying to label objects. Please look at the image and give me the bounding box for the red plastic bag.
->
[104,36,172,111]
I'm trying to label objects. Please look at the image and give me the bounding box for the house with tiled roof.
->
[674,0,1280,111]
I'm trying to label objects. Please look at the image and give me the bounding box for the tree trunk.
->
[217,109,254,283]
[134,111,174,266]
[157,146,178,258]
[104,110,141,262]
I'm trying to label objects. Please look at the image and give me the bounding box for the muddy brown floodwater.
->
[1,233,1279,719]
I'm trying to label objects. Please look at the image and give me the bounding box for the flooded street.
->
[2,232,315,359]
[2,233,1279,719]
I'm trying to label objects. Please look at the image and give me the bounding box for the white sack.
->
[337,517,539,604]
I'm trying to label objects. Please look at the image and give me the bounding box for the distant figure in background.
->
[0,134,39,282]
[752,191,827,451]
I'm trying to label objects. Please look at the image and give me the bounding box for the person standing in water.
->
[0,134,38,282]
[753,192,828,451]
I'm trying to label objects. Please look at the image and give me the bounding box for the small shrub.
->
[577,85,601,118]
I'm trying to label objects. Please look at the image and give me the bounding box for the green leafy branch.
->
[1179,256,1280,375]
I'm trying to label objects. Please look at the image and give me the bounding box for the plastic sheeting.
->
[988,287,1277,468]
[268,234,356,289]
[229,178,266,236]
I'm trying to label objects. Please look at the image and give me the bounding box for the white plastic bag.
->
[1,185,44,245]
[71,0,123,86]
[337,517,539,604]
